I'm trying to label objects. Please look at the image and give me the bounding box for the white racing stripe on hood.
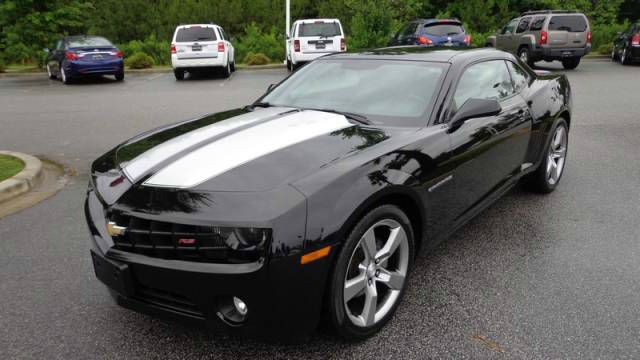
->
[143,110,353,189]
[122,107,289,182]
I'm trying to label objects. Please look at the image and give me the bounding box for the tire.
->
[485,43,493,48]
[60,65,72,84]
[620,48,630,65]
[561,57,581,70]
[230,60,236,72]
[174,69,185,81]
[611,47,618,62]
[115,72,124,81]
[222,61,231,78]
[287,59,292,71]
[523,118,569,194]
[47,64,57,80]
[327,204,415,341]
[517,46,534,67]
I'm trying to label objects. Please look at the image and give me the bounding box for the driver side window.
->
[502,19,518,34]
[453,60,514,111]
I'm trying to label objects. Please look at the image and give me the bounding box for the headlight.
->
[225,228,270,250]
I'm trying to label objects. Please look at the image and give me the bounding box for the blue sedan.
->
[46,35,124,84]
[389,19,472,47]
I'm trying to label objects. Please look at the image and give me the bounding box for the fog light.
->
[233,296,248,316]
[217,296,248,326]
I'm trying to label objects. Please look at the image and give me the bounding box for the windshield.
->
[262,59,446,126]
[299,22,342,37]
[176,27,217,42]
[67,37,113,48]
[424,23,464,36]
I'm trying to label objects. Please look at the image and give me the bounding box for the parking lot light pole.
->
[285,0,290,65]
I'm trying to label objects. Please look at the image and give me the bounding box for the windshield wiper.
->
[304,108,372,125]
[247,101,272,110]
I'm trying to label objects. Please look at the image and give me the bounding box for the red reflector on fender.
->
[301,246,331,265]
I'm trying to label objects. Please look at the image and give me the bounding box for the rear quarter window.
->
[176,27,217,42]
[548,16,588,32]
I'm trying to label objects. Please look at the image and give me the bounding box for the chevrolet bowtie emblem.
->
[107,221,127,237]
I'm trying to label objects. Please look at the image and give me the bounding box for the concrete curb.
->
[0,151,43,204]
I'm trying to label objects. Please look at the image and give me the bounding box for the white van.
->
[170,24,235,80]
[286,19,346,71]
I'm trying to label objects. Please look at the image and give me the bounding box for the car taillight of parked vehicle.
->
[418,36,433,45]
[65,52,78,61]
[294,39,301,52]
[341,38,346,51]
[539,31,548,45]
[218,42,225,52]
[111,50,124,58]
[464,35,472,45]
[170,44,176,54]
[587,31,592,45]
[632,34,640,46]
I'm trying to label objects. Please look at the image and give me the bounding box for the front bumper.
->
[531,45,591,60]
[85,191,331,341]
[66,59,124,76]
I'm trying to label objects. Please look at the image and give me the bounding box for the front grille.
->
[134,284,203,318]
[108,212,264,264]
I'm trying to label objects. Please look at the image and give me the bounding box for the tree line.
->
[1,0,637,66]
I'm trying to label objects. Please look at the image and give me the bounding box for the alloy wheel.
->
[519,49,529,64]
[61,67,67,83]
[546,125,567,185]
[343,219,409,327]
[621,49,627,65]
[47,65,52,78]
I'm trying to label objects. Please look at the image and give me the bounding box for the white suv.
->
[170,24,235,80]
[286,19,346,71]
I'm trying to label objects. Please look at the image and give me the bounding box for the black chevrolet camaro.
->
[86,47,571,341]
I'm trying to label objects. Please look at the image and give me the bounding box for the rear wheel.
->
[561,57,581,70]
[621,48,630,65]
[524,119,569,193]
[174,69,185,80]
[60,65,72,84]
[47,64,57,80]
[518,46,534,67]
[287,59,292,71]
[222,61,231,78]
[327,205,414,341]
[230,60,236,72]
[115,72,124,81]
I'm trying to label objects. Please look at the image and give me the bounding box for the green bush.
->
[244,52,271,65]
[125,52,155,69]
[0,59,6,73]
[597,43,613,55]
[591,22,628,51]
[471,32,493,47]
[118,35,170,66]
[234,23,284,63]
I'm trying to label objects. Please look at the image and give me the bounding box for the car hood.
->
[92,107,404,201]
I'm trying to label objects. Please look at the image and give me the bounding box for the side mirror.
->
[43,48,50,53]
[267,83,276,92]
[448,98,502,132]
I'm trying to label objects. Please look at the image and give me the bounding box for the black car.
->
[612,23,640,65]
[45,35,124,84]
[86,47,572,341]
[389,19,471,47]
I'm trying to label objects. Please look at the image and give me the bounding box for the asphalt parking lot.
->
[1,59,640,359]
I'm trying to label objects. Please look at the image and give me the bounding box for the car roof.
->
[64,35,106,40]
[175,24,218,29]
[324,46,514,64]
[417,18,462,25]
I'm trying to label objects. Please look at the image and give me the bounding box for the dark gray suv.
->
[487,10,591,69]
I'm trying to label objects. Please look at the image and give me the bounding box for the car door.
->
[497,19,519,51]
[515,17,532,49]
[446,60,532,218]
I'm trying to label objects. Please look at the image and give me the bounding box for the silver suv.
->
[487,10,591,70]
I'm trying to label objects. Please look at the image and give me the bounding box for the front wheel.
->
[327,205,414,341]
[523,119,569,193]
[561,57,581,70]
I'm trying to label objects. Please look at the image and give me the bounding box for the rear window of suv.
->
[176,27,217,42]
[548,16,587,32]
[299,22,341,37]
[423,23,464,36]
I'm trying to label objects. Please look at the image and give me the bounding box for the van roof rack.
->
[521,10,578,16]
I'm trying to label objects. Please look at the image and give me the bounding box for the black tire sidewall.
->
[527,118,569,193]
[327,204,415,341]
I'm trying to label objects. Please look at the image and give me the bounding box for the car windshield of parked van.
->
[176,27,217,42]
[67,37,113,48]
[299,22,341,37]
[424,23,464,36]
[262,59,446,126]
[548,16,587,32]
